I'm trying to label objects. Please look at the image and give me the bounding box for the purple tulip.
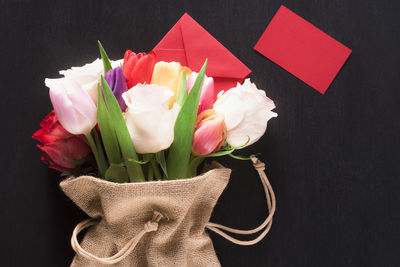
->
[105,67,129,111]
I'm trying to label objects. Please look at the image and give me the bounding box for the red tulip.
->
[33,111,91,172]
[122,50,156,88]
[192,109,227,155]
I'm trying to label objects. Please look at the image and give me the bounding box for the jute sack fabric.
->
[60,157,276,266]
[60,164,231,267]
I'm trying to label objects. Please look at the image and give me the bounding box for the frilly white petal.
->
[58,58,123,103]
[213,78,277,147]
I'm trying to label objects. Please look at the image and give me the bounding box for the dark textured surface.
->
[1,0,399,266]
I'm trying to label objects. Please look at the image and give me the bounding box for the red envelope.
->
[254,5,352,94]
[152,13,251,96]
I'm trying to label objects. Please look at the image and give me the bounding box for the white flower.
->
[213,79,277,147]
[122,84,180,154]
[53,58,122,103]
[46,78,97,135]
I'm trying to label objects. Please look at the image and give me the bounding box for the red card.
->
[254,5,352,94]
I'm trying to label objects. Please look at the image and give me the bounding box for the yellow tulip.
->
[150,61,191,108]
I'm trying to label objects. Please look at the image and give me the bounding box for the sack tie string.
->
[71,211,164,265]
[205,155,276,246]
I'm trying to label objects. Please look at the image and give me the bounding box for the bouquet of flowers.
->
[33,23,277,266]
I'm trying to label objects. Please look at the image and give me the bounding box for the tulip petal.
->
[151,61,181,95]
[63,79,97,131]
[150,61,191,107]
[192,111,226,155]
[213,92,244,131]
[187,72,215,114]
[130,53,156,86]
[122,84,180,154]
[213,79,277,148]
[58,58,123,103]
[122,51,138,78]
[122,50,155,88]
[47,78,97,135]
[105,67,129,111]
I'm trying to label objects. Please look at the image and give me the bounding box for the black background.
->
[1,0,399,266]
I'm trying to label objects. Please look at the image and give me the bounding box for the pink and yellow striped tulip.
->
[192,109,227,155]
[187,72,215,114]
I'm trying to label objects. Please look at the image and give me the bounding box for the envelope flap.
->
[152,48,187,66]
[179,13,251,79]
[153,16,188,65]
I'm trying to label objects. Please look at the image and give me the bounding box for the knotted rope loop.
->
[251,155,266,171]
[144,211,163,232]
[71,211,164,265]
[206,155,276,246]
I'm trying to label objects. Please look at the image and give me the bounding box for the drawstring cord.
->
[71,211,164,265]
[205,155,276,246]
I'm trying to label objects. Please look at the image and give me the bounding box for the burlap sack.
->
[60,157,275,267]
[60,164,231,267]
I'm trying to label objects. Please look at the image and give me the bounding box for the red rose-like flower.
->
[33,111,91,172]
[122,50,156,88]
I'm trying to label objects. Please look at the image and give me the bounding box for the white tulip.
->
[57,58,123,103]
[122,84,180,154]
[46,78,97,135]
[213,79,277,148]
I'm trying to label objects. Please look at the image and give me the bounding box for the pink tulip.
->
[187,72,214,114]
[46,78,97,135]
[192,109,227,155]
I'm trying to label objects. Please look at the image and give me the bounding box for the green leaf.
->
[186,149,233,176]
[147,166,154,181]
[150,159,162,180]
[127,158,149,165]
[96,84,122,165]
[229,153,251,160]
[105,163,129,183]
[187,156,205,177]
[92,129,109,175]
[101,76,145,182]
[98,40,112,73]
[176,71,188,106]
[166,59,208,179]
[155,151,168,178]
[223,136,250,150]
[204,149,235,157]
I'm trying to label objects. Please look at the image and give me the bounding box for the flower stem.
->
[85,131,107,177]
[150,159,162,180]
[187,155,205,177]
[147,165,154,181]
[143,154,162,181]
[92,130,109,174]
